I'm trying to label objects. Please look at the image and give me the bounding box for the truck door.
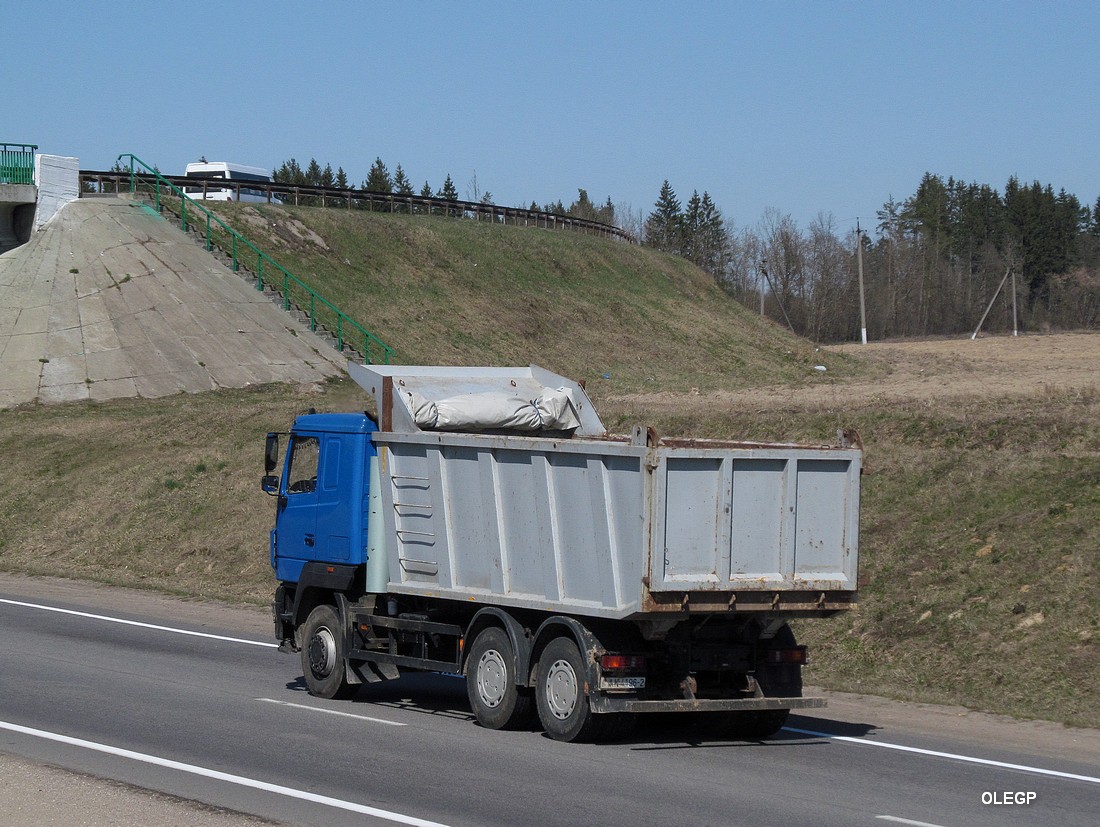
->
[276,431,356,577]
[276,433,321,572]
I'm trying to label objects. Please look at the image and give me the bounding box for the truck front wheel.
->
[465,627,533,730]
[535,637,602,743]
[300,604,357,700]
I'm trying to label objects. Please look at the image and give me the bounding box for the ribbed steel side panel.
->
[373,432,859,619]
[375,432,646,618]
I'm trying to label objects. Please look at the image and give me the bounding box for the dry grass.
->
[0,381,360,603]
[611,358,1100,728]
[3,202,1099,728]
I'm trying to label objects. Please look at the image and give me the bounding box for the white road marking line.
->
[257,697,407,726]
[783,726,1100,785]
[0,719,449,827]
[0,597,277,648]
[876,816,949,827]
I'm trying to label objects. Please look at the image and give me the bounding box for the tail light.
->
[600,653,646,673]
[599,653,647,691]
[763,646,808,665]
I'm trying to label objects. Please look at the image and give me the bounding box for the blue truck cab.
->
[264,413,378,650]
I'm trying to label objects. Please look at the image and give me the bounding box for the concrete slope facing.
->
[0,196,347,408]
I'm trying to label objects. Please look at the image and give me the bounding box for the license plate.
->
[600,676,645,690]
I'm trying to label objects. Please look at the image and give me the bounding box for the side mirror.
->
[261,475,280,495]
[264,432,280,474]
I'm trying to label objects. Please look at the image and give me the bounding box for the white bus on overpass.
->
[183,159,275,202]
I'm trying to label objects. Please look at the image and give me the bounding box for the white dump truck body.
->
[350,363,860,620]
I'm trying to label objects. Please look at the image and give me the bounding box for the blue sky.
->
[7,1,1098,234]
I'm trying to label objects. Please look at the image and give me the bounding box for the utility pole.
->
[971,265,1013,340]
[758,258,797,333]
[1011,266,1018,337]
[759,256,766,316]
[856,221,868,344]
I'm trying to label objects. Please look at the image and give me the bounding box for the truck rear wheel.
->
[300,604,357,700]
[466,627,533,730]
[535,636,603,743]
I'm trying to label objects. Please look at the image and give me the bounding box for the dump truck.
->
[264,364,860,742]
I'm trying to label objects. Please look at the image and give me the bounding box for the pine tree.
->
[389,164,413,213]
[597,197,616,225]
[320,163,335,189]
[393,164,414,195]
[645,180,683,254]
[305,158,323,187]
[438,174,459,216]
[334,167,349,190]
[906,172,950,245]
[568,189,597,221]
[274,158,304,185]
[698,192,728,278]
[1006,178,1061,307]
[365,157,393,194]
[683,190,704,264]
[438,174,459,201]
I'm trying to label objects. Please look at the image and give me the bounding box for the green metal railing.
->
[1,143,37,185]
[116,153,393,364]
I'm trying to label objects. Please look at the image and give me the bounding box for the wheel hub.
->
[545,658,578,720]
[307,628,337,678]
[476,649,508,708]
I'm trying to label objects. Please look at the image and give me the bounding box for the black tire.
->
[535,636,603,743]
[300,604,357,700]
[465,627,534,730]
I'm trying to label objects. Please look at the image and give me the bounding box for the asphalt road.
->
[1,576,1098,827]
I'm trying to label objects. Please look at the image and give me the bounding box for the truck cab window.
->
[286,436,320,494]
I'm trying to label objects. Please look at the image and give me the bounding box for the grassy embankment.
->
[609,390,1100,728]
[2,205,1096,727]
[213,202,847,392]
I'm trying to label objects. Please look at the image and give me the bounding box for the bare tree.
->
[759,209,806,328]
[721,226,762,301]
[805,212,851,341]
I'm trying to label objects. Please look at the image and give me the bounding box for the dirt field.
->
[610,331,1100,412]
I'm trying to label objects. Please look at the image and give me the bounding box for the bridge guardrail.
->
[1,143,38,185]
[81,170,636,244]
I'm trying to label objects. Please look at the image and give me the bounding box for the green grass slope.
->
[209,203,864,393]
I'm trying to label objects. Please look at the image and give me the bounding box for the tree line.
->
[273,156,618,225]
[268,153,1099,339]
[273,156,457,210]
[644,174,1100,341]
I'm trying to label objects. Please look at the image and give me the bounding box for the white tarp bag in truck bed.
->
[401,387,582,432]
